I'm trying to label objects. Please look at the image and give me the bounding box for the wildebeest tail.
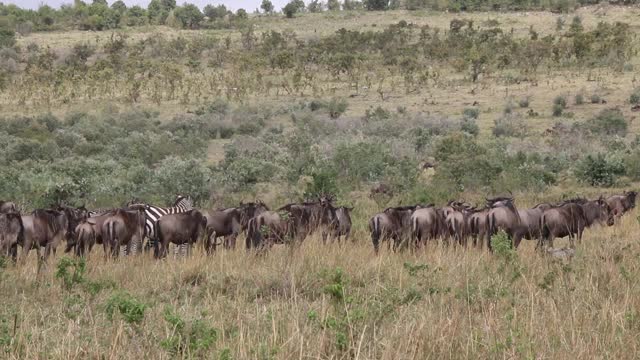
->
[370,216,381,254]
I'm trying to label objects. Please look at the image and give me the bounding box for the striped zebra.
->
[127,195,193,255]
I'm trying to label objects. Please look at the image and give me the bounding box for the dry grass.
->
[1,202,639,359]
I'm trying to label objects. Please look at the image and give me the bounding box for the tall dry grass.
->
[0,208,639,359]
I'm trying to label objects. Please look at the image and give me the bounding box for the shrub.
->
[575,93,584,105]
[552,95,567,117]
[462,107,479,119]
[105,292,147,324]
[585,108,627,136]
[575,153,625,187]
[590,93,601,104]
[492,114,528,138]
[552,103,564,117]
[327,98,348,119]
[161,307,219,357]
[630,88,640,105]
[460,118,479,137]
[518,97,530,108]
[55,257,86,291]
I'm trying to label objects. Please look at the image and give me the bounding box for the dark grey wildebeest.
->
[0,212,23,261]
[369,205,417,254]
[539,198,613,249]
[606,191,637,220]
[20,209,71,263]
[156,210,207,259]
[411,205,446,249]
[102,209,146,259]
[246,196,336,251]
[330,206,353,243]
[0,201,17,214]
[204,201,270,254]
[486,197,522,249]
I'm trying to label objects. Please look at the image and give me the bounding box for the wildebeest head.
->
[0,212,23,256]
[583,196,615,227]
[56,205,88,238]
[238,200,270,228]
[384,205,417,227]
[0,201,17,214]
[623,190,638,209]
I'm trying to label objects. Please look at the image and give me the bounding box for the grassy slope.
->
[3,5,640,358]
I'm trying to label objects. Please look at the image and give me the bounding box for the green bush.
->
[105,292,147,324]
[585,108,627,136]
[575,93,584,105]
[462,107,479,119]
[590,94,601,104]
[552,95,567,117]
[460,118,479,137]
[492,114,528,138]
[327,98,348,119]
[552,103,564,117]
[630,88,640,105]
[575,153,625,187]
[161,307,219,357]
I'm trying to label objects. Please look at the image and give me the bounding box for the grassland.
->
[1,210,639,359]
[2,5,640,359]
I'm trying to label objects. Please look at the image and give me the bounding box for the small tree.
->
[575,153,625,187]
[283,2,299,18]
[235,8,248,20]
[173,4,204,29]
[203,4,228,19]
[328,0,341,10]
[586,108,628,137]
[261,0,274,13]
[364,0,389,10]
[308,0,324,12]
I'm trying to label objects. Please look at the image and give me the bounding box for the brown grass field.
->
[3,5,640,359]
[1,197,640,359]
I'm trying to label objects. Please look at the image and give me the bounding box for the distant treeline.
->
[0,0,635,34]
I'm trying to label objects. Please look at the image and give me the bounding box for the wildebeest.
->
[486,197,522,249]
[539,198,612,249]
[0,201,17,213]
[204,201,270,253]
[156,210,207,259]
[65,210,113,255]
[20,209,71,262]
[72,221,96,257]
[411,205,446,248]
[517,203,553,243]
[330,206,353,243]
[369,205,416,254]
[467,206,490,248]
[0,212,23,260]
[102,209,146,259]
[606,191,637,219]
[246,196,336,250]
[445,203,474,246]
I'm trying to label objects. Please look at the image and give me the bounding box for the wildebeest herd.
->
[0,191,636,263]
[371,191,637,253]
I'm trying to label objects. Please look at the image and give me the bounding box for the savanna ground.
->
[3,4,640,359]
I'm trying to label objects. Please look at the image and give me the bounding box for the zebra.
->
[127,195,193,256]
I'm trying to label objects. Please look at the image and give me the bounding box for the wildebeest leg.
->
[371,233,380,255]
[20,237,32,264]
[9,243,17,263]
